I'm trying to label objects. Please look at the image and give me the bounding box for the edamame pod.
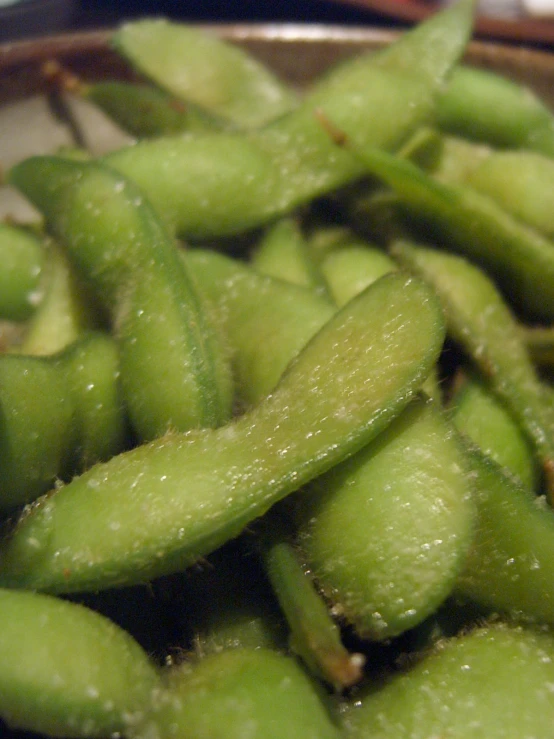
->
[185,248,334,406]
[320,245,396,307]
[0,272,445,593]
[343,623,554,738]
[10,156,233,441]
[456,443,554,625]
[437,64,554,155]
[252,217,328,294]
[112,20,299,130]
[0,587,162,738]
[149,648,341,739]
[426,132,491,184]
[85,81,223,138]
[347,143,554,319]
[392,242,554,495]
[0,331,126,510]
[0,222,45,322]
[450,372,538,491]
[467,150,554,238]
[16,241,101,356]
[105,0,474,239]
[293,395,474,640]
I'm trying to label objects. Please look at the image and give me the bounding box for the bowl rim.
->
[323,0,554,46]
[1,23,554,105]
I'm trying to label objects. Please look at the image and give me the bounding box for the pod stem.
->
[259,511,365,691]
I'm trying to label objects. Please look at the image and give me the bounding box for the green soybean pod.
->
[185,248,334,406]
[0,272,445,593]
[252,217,328,294]
[343,623,554,738]
[0,587,162,738]
[0,331,126,510]
[427,132,491,184]
[112,20,299,130]
[105,0,475,240]
[450,372,538,491]
[16,241,101,356]
[0,222,45,322]
[437,64,554,155]
[467,150,554,239]
[149,648,340,739]
[392,242,554,497]
[346,143,554,320]
[320,245,396,307]
[455,442,554,625]
[85,80,223,138]
[10,156,233,441]
[293,395,474,641]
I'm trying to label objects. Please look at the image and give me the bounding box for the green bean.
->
[0,222,45,322]
[437,64,554,155]
[149,648,341,739]
[455,442,554,624]
[293,394,474,641]
[0,587,162,738]
[0,331,126,510]
[392,242,554,496]
[260,512,364,690]
[343,623,554,738]
[112,20,299,130]
[104,0,474,239]
[450,372,538,490]
[0,272,445,593]
[10,156,233,441]
[345,142,554,320]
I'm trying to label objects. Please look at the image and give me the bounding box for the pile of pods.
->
[2,0,554,735]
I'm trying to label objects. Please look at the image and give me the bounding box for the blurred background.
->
[1,1,554,54]
[0,0,397,42]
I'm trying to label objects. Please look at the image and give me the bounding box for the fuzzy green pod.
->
[112,20,298,129]
[0,272,445,593]
[451,373,538,491]
[0,223,45,322]
[348,143,554,321]
[185,248,334,407]
[392,242,554,496]
[0,331,126,510]
[105,0,475,239]
[148,648,340,739]
[438,64,554,155]
[0,588,162,738]
[10,156,233,441]
[344,623,554,738]
[455,443,554,625]
[294,395,474,640]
